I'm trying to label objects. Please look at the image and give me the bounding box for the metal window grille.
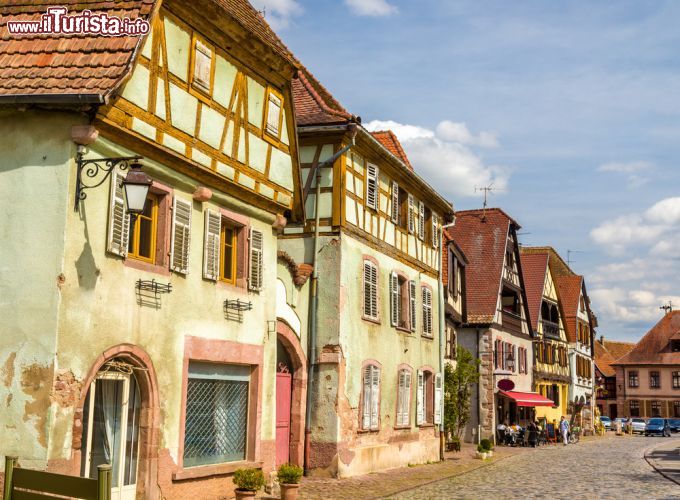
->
[183,378,249,467]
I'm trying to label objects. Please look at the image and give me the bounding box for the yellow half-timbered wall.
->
[98,8,297,212]
[296,140,443,274]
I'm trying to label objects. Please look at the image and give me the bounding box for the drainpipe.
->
[304,122,358,474]
[439,219,455,460]
[477,328,484,445]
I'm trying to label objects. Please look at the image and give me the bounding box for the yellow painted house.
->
[520,252,571,424]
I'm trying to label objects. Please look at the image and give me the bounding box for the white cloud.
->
[249,0,302,29]
[364,119,510,199]
[590,197,680,255]
[597,161,653,188]
[345,0,397,17]
[435,121,499,148]
[590,287,680,325]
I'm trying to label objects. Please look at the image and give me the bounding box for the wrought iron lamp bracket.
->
[74,147,142,211]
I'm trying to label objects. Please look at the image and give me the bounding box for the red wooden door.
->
[276,372,292,466]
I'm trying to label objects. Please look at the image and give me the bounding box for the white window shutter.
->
[434,373,442,425]
[249,228,264,291]
[202,210,221,280]
[408,194,415,233]
[432,213,439,247]
[391,181,399,223]
[170,197,192,274]
[107,170,130,257]
[366,163,378,210]
[266,92,282,136]
[418,201,425,240]
[403,371,411,426]
[370,366,380,430]
[390,272,399,327]
[363,261,378,319]
[397,370,406,426]
[362,366,372,429]
[422,287,432,335]
[416,370,424,425]
[409,280,416,332]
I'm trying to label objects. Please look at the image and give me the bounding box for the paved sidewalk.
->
[645,438,680,486]
[296,442,528,499]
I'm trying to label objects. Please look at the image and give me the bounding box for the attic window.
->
[501,287,519,315]
[671,339,680,352]
[265,89,283,138]
[192,39,212,92]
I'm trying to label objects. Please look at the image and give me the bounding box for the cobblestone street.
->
[388,436,680,499]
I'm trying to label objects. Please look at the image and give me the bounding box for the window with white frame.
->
[365,163,378,211]
[361,364,380,430]
[265,89,283,138]
[183,362,250,467]
[422,286,433,336]
[390,272,416,331]
[363,260,378,320]
[396,368,412,427]
[416,370,441,425]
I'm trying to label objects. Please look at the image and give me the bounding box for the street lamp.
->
[74,145,151,213]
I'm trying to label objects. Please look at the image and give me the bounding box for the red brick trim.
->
[358,359,382,432]
[73,344,160,499]
[176,336,264,476]
[394,363,413,429]
[277,321,308,467]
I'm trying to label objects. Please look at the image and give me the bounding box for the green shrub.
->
[479,438,493,451]
[233,468,265,491]
[277,463,303,484]
[477,444,486,453]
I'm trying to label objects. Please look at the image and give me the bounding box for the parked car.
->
[629,417,646,434]
[668,418,680,433]
[645,418,672,437]
[599,416,612,430]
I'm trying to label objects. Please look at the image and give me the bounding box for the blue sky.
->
[251,0,680,342]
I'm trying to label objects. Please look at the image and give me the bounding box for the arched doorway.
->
[276,322,307,467]
[75,345,159,500]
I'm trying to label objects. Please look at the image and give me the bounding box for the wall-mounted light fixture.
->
[74,144,151,213]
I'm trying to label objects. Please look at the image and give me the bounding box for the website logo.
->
[7,7,150,36]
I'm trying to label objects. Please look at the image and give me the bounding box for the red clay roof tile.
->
[520,253,549,332]
[613,311,680,365]
[370,130,413,170]
[554,274,583,343]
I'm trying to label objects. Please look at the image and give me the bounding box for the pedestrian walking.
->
[559,416,569,446]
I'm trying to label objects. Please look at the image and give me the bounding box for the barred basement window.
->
[421,286,433,336]
[363,260,378,320]
[183,362,250,467]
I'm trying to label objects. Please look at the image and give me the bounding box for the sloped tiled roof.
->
[614,311,680,365]
[520,253,549,332]
[292,70,351,126]
[554,274,583,343]
[594,341,618,378]
[370,130,413,170]
[604,340,636,361]
[0,0,155,99]
[521,246,573,277]
[447,208,518,324]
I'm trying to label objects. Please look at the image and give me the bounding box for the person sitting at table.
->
[527,421,538,448]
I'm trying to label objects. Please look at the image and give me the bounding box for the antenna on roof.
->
[567,249,583,267]
[258,7,266,17]
[474,184,494,221]
[660,301,673,315]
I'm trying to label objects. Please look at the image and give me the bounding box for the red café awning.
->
[499,390,555,407]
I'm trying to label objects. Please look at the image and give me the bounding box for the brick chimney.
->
[599,335,605,346]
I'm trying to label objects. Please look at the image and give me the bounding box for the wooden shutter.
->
[362,366,372,429]
[370,366,380,430]
[202,210,221,280]
[266,92,282,136]
[416,370,424,425]
[363,261,378,319]
[434,373,442,425]
[408,194,415,233]
[432,213,439,247]
[422,287,432,335]
[418,201,425,240]
[366,163,378,210]
[512,345,517,372]
[397,370,406,426]
[391,181,399,223]
[390,272,399,326]
[397,370,411,426]
[249,228,264,291]
[170,197,192,274]
[409,280,417,332]
[107,169,130,257]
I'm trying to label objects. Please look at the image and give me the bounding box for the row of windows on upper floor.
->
[355,160,441,248]
[361,363,442,431]
[362,260,434,336]
[628,370,680,390]
[108,171,263,290]
[493,339,529,374]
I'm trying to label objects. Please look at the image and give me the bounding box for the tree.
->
[444,345,481,441]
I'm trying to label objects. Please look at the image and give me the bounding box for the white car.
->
[599,416,612,430]
[629,418,646,434]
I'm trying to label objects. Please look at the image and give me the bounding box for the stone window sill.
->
[421,334,434,340]
[172,460,263,482]
[357,428,380,434]
[362,315,381,325]
[393,425,411,430]
[123,256,171,277]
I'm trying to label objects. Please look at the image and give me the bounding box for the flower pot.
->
[476,451,487,460]
[280,483,300,500]
[486,450,493,457]
[235,489,256,500]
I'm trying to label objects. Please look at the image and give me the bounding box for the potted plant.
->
[476,444,487,459]
[233,468,265,499]
[277,463,303,500]
[480,438,494,457]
